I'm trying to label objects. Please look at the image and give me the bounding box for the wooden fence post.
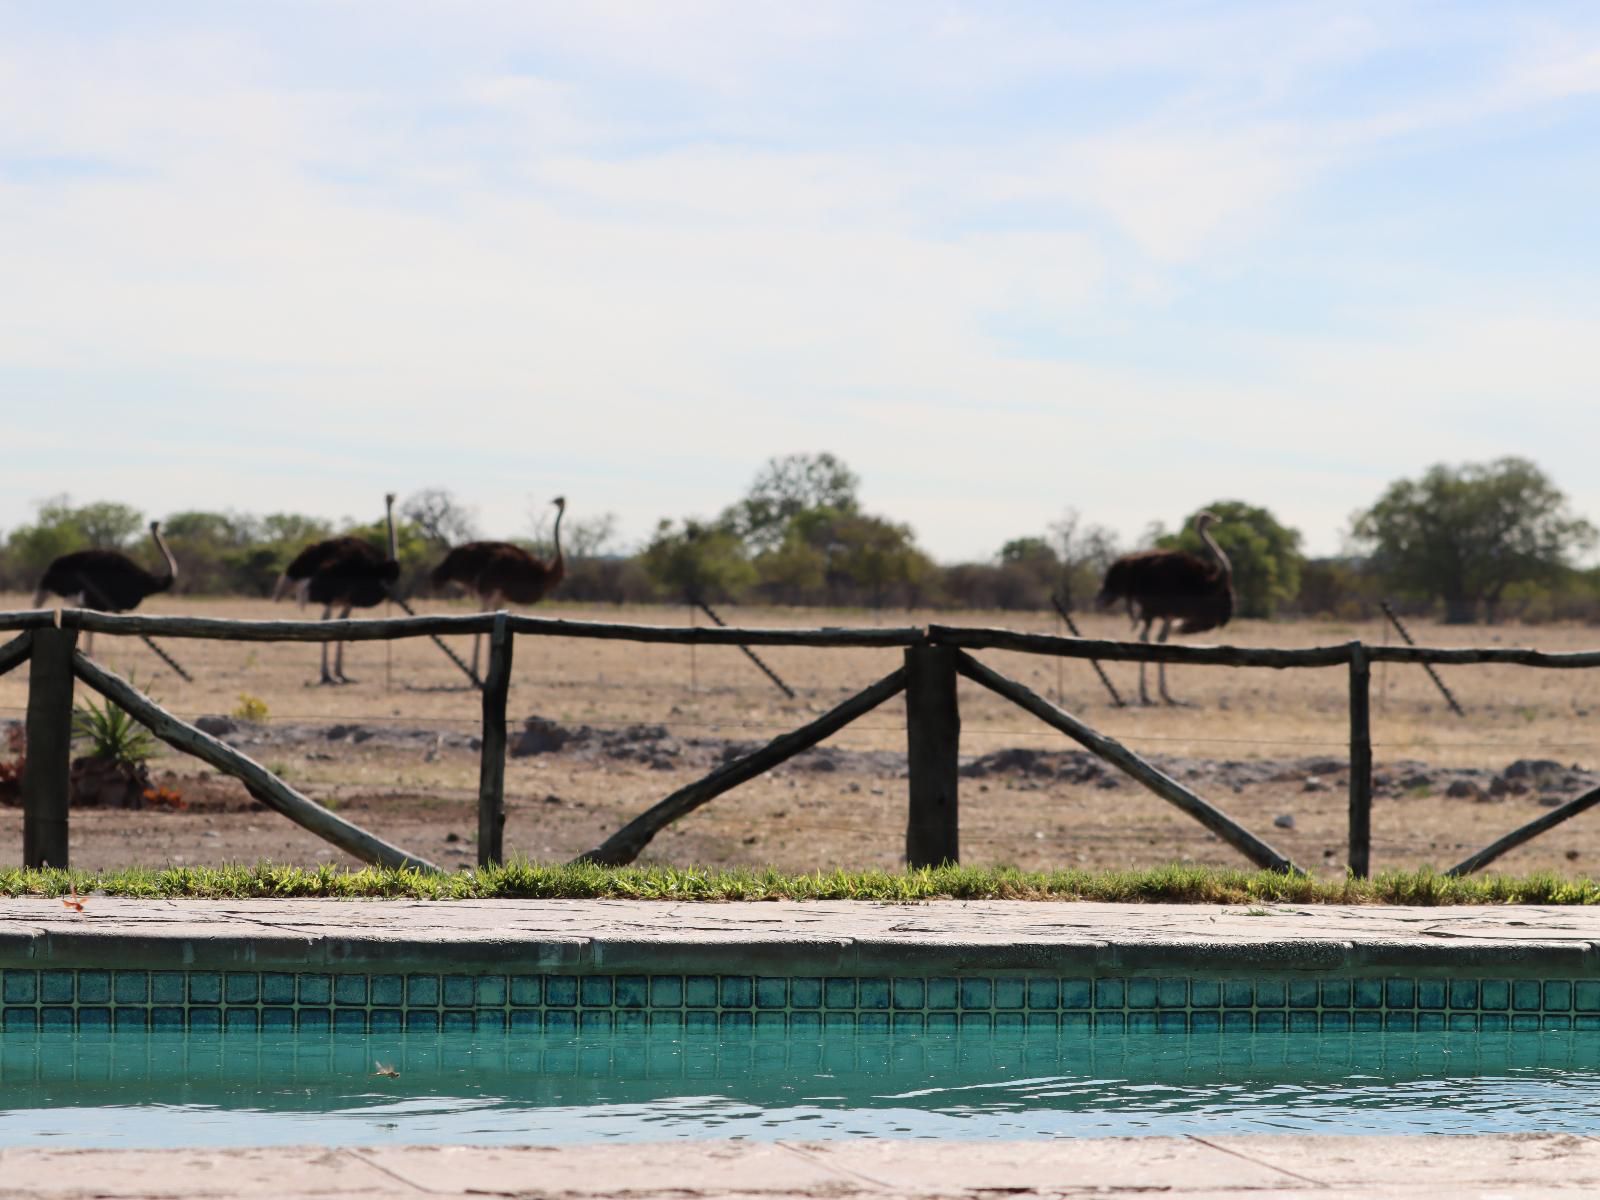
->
[1348,642,1372,878]
[905,643,959,868]
[23,626,77,869]
[477,611,513,867]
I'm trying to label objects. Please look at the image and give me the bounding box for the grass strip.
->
[0,861,1598,904]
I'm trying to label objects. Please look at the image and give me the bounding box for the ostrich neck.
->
[150,527,178,586]
[1198,524,1231,580]
[384,499,398,563]
[551,507,565,568]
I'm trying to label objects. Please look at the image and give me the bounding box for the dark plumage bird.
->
[274,494,400,685]
[1096,509,1233,705]
[34,521,179,655]
[431,496,566,677]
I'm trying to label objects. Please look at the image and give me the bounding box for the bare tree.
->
[530,506,619,559]
[401,488,479,548]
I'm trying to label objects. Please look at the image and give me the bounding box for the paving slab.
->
[4,898,1600,974]
[3,1137,1598,1199]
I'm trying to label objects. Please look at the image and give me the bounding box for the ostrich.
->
[430,496,566,677]
[33,521,179,656]
[1096,509,1233,706]
[275,494,400,685]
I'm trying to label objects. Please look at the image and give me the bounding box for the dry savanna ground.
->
[4,594,1600,878]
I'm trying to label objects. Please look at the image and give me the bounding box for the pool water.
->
[4,1029,1600,1146]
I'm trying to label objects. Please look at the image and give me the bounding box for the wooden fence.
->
[3,608,1598,880]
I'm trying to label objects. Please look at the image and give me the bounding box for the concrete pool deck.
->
[4,896,1600,972]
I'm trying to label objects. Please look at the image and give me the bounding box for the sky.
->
[3,2,1599,562]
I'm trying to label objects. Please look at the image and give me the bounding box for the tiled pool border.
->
[3,967,1598,1034]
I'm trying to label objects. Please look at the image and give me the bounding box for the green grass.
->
[3,861,1600,904]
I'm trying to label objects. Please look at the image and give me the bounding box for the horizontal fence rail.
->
[6,607,1600,879]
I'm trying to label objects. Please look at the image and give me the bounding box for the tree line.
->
[3,455,1597,624]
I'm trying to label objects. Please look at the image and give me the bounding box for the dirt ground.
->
[4,594,1600,878]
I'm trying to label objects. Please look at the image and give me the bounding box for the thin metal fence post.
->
[23,626,77,869]
[477,612,513,867]
[1348,642,1372,879]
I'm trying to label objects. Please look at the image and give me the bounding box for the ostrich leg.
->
[471,595,495,681]
[334,603,355,683]
[319,604,337,685]
[1156,619,1181,705]
[1137,619,1153,706]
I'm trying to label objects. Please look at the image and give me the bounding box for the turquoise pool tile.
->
[298,1010,331,1033]
[442,1011,474,1033]
[755,978,787,1009]
[614,976,648,1010]
[1222,981,1253,1009]
[789,1011,821,1034]
[333,976,367,1006]
[995,1011,1025,1034]
[825,979,858,1009]
[1027,979,1058,1010]
[1126,978,1158,1010]
[1545,981,1573,1011]
[893,1012,924,1034]
[1417,1012,1445,1032]
[546,1010,578,1032]
[1512,1014,1541,1032]
[1449,1013,1478,1032]
[1578,982,1600,1012]
[1289,1011,1318,1033]
[78,1008,111,1031]
[579,976,613,1008]
[1094,979,1125,1010]
[926,1012,958,1034]
[686,1011,719,1034]
[509,1010,541,1032]
[150,972,186,1004]
[261,974,295,1006]
[1190,980,1221,1009]
[857,1012,888,1034]
[648,976,683,1008]
[1029,1012,1060,1032]
[720,977,754,1008]
[40,971,73,1004]
[151,1007,184,1031]
[1513,980,1542,1012]
[1449,979,1479,1010]
[472,977,505,1007]
[1416,980,1446,1010]
[443,976,475,1009]
[614,1010,646,1034]
[790,978,822,1009]
[716,1011,751,1032]
[1255,1011,1285,1032]
[408,1011,440,1033]
[1254,980,1286,1009]
[1480,980,1510,1010]
[225,1009,258,1032]
[1481,1012,1510,1032]
[407,975,441,1008]
[40,1008,73,1031]
[370,1010,402,1033]
[1385,1012,1415,1031]
[1060,979,1091,1010]
[1158,1011,1188,1033]
[893,979,925,1010]
[370,975,404,1007]
[113,972,149,1005]
[1222,1011,1253,1033]
[476,1010,506,1032]
[1320,980,1350,1008]
[1385,979,1414,1009]
[684,976,718,1008]
[1094,1012,1125,1032]
[1127,1012,1157,1033]
[1352,980,1383,1010]
[1353,1011,1382,1032]
[188,1008,222,1032]
[3,1009,36,1032]
[1288,981,1319,1009]
[509,976,541,1007]
[755,1011,787,1033]
[2,971,36,1004]
[1060,1011,1091,1031]
[1578,1015,1600,1031]
[1157,979,1188,1009]
[858,979,891,1010]
[262,1007,295,1031]
[992,978,1025,1010]
[1322,1012,1350,1032]
[926,978,958,1010]
[224,973,258,1005]
[1545,1014,1573,1031]
[960,1012,993,1032]
[545,976,579,1007]
[297,974,332,1006]
[960,979,992,1010]
[78,970,111,1004]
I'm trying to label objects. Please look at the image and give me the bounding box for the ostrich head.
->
[552,496,566,510]
[1194,509,1220,531]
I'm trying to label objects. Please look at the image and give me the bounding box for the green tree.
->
[1157,500,1304,619]
[2,496,146,588]
[642,520,755,602]
[1351,457,1596,623]
[787,508,931,608]
[722,452,860,553]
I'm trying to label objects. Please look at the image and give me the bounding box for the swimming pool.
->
[4,1027,1600,1147]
